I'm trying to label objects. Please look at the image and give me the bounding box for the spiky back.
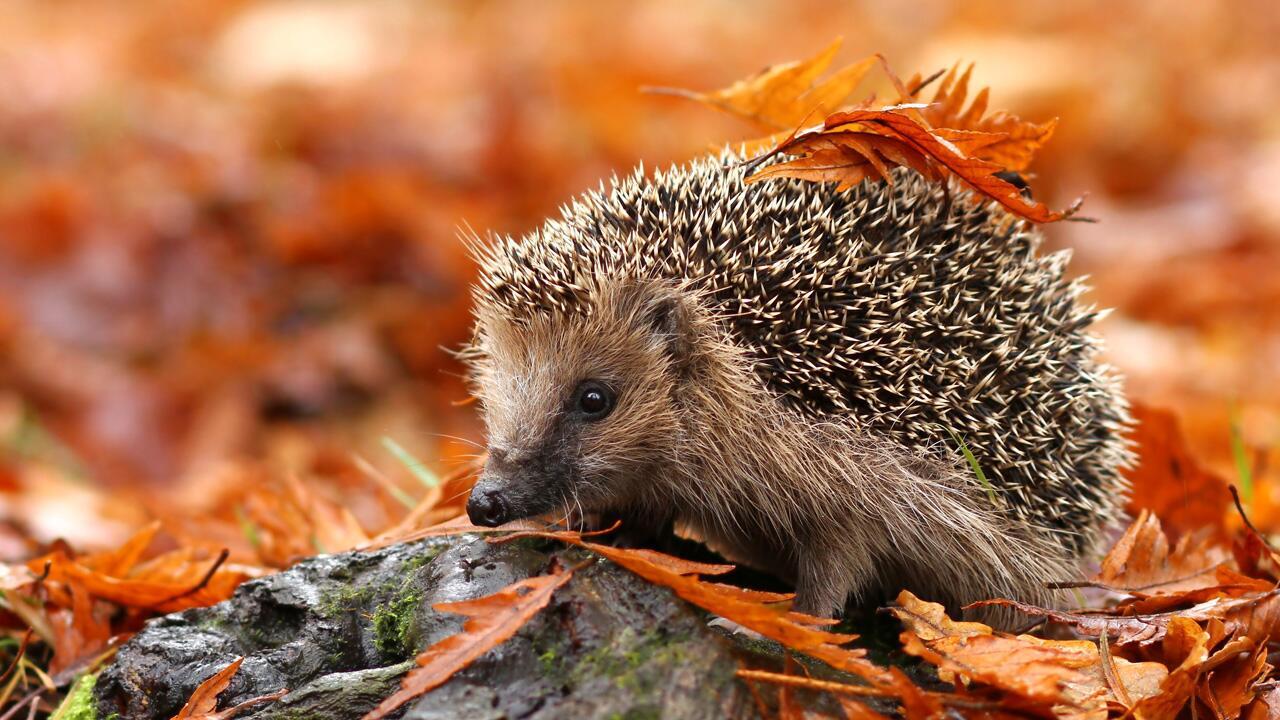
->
[474,155,1129,542]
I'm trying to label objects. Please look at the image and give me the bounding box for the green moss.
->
[538,648,559,674]
[572,627,692,692]
[50,672,97,720]
[372,582,423,657]
[317,584,375,619]
[401,546,442,574]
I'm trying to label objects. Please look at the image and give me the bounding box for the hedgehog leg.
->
[792,547,866,618]
[598,507,676,550]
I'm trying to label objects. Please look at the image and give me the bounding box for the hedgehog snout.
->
[466,486,510,527]
[468,443,572,526]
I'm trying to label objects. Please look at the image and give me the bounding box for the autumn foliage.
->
[0,4,1277,719]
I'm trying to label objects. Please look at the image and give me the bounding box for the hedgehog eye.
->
[573,381,615,421]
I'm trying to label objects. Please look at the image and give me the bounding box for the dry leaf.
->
[171,656,286,720]
[904,64,1058,171]
[362,563,576,720]
[1125,404,1232,538]
[496,527,893,685]
[1095,510,1243,598]
[751,109,1079,223]
[890,591,1169,716]
[649,38,878,132]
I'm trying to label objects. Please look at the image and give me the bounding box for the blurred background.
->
[1,0,1277,559]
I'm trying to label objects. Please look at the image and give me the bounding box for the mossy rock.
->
[93,534,814,719]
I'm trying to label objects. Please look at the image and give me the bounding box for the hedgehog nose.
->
[466,489,509,527]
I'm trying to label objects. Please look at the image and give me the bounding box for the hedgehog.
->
[461,153,1131,620]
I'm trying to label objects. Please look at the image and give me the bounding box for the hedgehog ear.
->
[641,290,696,374]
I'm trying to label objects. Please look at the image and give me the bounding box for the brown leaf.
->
[1127,616,1211,719]
[34,547,254,614]
[974,590,1280,647]
[1096,510,1237,596]
[891,591,1168,715]
[171,657,284,720]
[750,109,1079,223]
[173,657,245,720]
[1200,640,1271,718]
[908,64,1058,171]
[1125,404,1232,538]
[362,564,576,720]
[496,527,894,686]
[650,39,878,132]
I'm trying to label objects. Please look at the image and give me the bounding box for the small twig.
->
[907,68,946,98]
[1231,485,1280,555]
[156,549,229,606]
[31,561,50,588]
[1099,631,1132,707]
[0,689,42,720]
[0,630,33,687]
[213,687,288,718]
[735,669,1004,711]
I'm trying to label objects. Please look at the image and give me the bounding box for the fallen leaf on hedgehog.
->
[894,62,1058,171]
[655,41,1077,222]
[644,38,878,133]
[749,108,1080,223]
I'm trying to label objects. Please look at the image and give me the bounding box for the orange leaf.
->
[496,528,898,688]
[362,564,576,720]
[1199,640,1271,718]
[1127,617,1213,719]
[171,657,285,720]
[1125,404,1232,538]
[84,520,161,576]
[747,131,935,191]
[890,591,1169,715]
[47,581,112,676]
[1096,510,1242,597]
[752,109,1078,223]
[173,657,245,719]
[650,38,878,132]
[909,64,1057,172]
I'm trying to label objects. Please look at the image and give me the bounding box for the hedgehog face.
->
[466,281,690,527]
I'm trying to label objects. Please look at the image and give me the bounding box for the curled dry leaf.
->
[645,38,878,133]
[890,591,1168,717]
[656,39,1073,223]
[749,109,1080,223]
[1089,509,1267,612]
[362,563,576,720]
[901,63,1058,172]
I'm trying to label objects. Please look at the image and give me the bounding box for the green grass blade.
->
[945,428,999,507]
[1230,405,1254,507]
[381,437,441,489]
